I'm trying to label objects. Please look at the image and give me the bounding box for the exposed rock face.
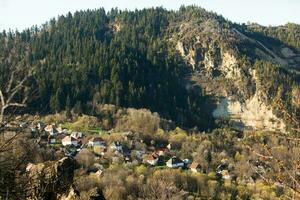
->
[110,21,122,33]
[26,157,78,200]
[220,53,240,79]
[213,94,286,131]
[173,21,289,132]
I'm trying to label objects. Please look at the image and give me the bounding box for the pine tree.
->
[66,95,72,118]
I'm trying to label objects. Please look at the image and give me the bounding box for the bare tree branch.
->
[0,67,32,123]
[0,90,5,107]
[6,70,16,94]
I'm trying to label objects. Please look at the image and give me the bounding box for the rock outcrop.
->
[26,157,79,200]
[173,21,291,132]
[213,94,286,131]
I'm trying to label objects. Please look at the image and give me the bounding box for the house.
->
[183,159,192,166]
[220,170,231,180]
[124,156,132,163]
[189,162,201,173]
[44,125,58,135]
[166,156,184,168]
[216,163,228,174]
[89,137,106,147]
[145,153,159,166]
[110,141,123,152]
[62,136,78,146]
[19,122,28,128]
[71,132,83,139]
[167,143,175,150]
[30,126,38,133]
[56,127,67,134]
[37,122,45,131]
[156,147,169,156]
[95,169,103,177]
[48,135,56,144]
[26,163,34,172]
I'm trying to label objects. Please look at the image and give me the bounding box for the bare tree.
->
[0,65,33,123]
[244,134,300,199]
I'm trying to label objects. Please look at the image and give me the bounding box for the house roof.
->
[156,147,168,152]
[45,124,55,130]
[62,136,77,142]
[45,125,58,133]
[146,153,159,161]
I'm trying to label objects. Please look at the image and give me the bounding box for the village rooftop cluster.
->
[4,120,233,181]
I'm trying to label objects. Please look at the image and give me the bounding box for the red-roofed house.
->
[145,153,159,166]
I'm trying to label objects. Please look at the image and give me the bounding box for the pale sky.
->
[0,0,299,31]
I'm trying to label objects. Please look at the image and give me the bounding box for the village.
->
[1,114,293,199]
[5,119,233,182]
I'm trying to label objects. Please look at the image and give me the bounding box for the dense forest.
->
[0,7,218,130]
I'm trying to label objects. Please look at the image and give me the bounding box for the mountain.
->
[0,6,299,132]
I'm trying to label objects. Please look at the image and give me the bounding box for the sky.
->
[0,0,299,31]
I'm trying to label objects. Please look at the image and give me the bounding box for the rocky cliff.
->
[171,19,299,132]
[26,157,79,200]
[25,157,105,200]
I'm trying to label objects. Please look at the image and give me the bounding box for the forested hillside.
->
[0,7,216,129]
[1,5,300,200]
[0,6,299,131]
[248,23,300,51]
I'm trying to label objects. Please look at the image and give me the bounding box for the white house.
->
[19,122,28,128]
[220,170,231,180]
[37,122,45,131]
[30,126,37,133]
[166,156,184,168]
[44,125,58,136]
[26,163,34,172]
[62,136,78,146]
[57,127,67,134]
[71,132,83,139]
[156,147,169,156]
[110,141,123,152]
[88,137,106,147]
[95,169,103,177]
